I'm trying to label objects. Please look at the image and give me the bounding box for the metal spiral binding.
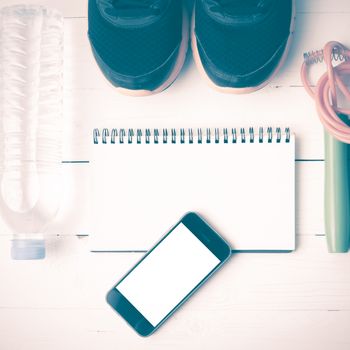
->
[93,127,291,145]
[303,46,349,65]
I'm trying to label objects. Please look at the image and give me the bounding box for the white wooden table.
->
[1,0,350,349]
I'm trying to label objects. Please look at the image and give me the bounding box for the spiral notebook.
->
[91,127,295,251]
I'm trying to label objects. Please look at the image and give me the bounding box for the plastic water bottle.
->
[0,5,64,259]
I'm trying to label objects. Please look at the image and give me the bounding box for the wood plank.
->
[0,308,349,350]
[298,0,350,13]
[296,161,324,236]
[63,86,325,160]
[0,233,349,311]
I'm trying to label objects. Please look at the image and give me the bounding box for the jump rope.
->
[301,41,350,143]
[301,41,350,252]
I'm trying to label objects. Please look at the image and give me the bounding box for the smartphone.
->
[106,212,231,337]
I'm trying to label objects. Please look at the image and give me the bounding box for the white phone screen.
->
[116,223,220,327]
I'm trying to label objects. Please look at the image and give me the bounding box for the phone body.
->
[106,212,231,337]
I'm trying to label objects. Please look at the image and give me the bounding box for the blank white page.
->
[91,129,295,251]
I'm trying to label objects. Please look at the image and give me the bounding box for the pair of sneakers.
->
[88,0,295,96]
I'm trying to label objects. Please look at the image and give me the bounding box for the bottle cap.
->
[11,239,46,260]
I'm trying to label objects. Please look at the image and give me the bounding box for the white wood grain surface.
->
[0,0,350,349]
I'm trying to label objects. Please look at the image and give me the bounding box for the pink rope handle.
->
[301,41,350,144]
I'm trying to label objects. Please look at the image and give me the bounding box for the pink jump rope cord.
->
[301,41,350,144]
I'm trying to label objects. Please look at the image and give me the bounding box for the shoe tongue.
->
[101,0,168,25]
[209,0,274,19]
